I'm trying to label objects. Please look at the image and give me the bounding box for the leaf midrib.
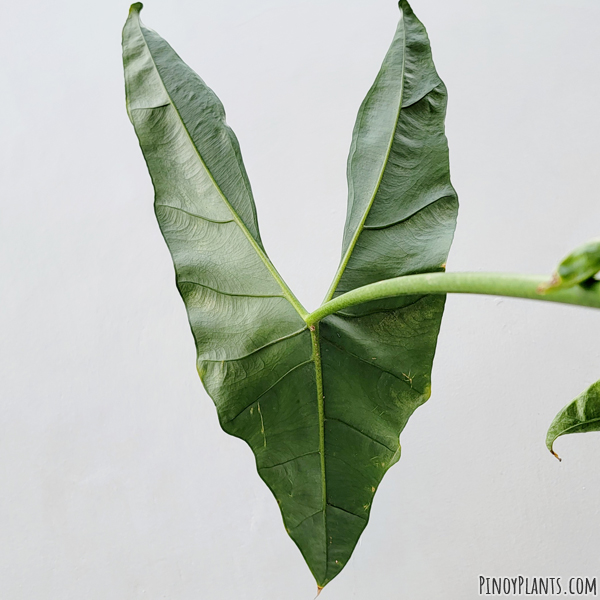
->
[309,323,327,580]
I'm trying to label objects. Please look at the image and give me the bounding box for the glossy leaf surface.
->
[547,379,600,460]
[539,238,600,292]
[123,0,457,586]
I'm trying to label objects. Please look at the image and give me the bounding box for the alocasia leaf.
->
[547,379,600,460]
[123,0,457,587]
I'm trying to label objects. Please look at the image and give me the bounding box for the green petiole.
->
[305,272,600,325]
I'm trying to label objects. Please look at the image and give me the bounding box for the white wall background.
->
[2,0,600,598]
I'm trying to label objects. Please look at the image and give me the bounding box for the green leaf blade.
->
[315,0,458,581]
[540,238,600,293]
[547,380,600,459]
[329,0,458,299]
[123,0,458,588]
[123,4,329,584]
[124,4,262,245]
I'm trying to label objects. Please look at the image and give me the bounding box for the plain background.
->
[2,0,600,597]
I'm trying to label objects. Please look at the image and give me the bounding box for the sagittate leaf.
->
[547,379,600,460]
[122,0,457,587]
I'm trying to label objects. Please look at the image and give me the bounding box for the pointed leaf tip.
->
[129,2,143,14]
[546,379,600,460]
[398,0,414,15]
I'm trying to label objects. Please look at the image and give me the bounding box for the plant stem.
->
[305,272,600,325]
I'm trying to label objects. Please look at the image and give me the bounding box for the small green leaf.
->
[539,238,600,292]
[547,379,600,460]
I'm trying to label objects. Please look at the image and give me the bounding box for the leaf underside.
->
[547,379,600,459]
[123,0,457,586]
